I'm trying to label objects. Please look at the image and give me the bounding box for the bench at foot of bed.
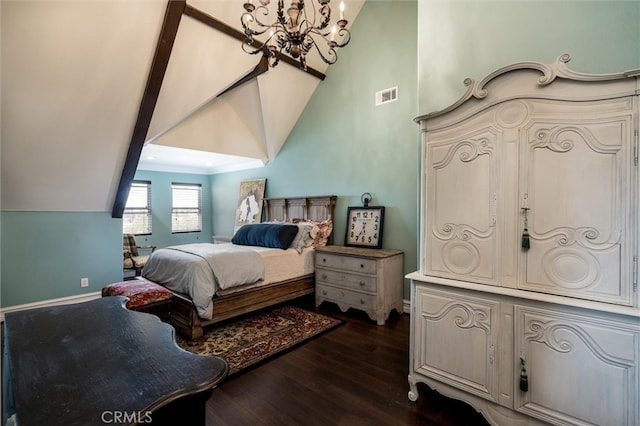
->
[101,277,173,322]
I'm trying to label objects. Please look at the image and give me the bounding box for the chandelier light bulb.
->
[269,29,275,46]
[287,2,300,25]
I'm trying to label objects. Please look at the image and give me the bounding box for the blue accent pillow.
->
[232,223,299,250]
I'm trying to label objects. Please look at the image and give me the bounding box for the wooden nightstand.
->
[315,245,404,325]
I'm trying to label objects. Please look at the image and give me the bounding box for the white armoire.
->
[407,55,639,426]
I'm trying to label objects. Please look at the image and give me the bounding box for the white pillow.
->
[290,224,314,253]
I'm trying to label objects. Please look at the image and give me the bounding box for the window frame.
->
[171,182,202,234]
[122,180,152,236]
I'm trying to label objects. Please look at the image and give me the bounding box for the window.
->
[123,180,152,235]
[172,182,202,233]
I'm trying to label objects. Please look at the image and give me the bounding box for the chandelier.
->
[241,0,351,70]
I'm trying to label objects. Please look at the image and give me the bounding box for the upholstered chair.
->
[123,234,156,276]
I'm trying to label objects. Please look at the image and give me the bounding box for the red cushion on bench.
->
[101,279,172,309]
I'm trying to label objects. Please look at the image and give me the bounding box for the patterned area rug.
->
[176,305,343,375]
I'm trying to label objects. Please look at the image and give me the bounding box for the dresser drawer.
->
[316,253,377,275]
[316,267,377,292]
[316,284,376,310]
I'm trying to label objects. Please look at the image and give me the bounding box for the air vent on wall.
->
[375,86,398,106]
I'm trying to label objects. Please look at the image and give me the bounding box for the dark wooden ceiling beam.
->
[183,4,326,81]
[216,52,271,98]
[112,0,185,218]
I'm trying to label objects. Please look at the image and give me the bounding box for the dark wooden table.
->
[3,296,228,426]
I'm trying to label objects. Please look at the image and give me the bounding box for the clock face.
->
[345,206,385,248]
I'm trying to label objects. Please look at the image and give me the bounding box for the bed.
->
[143,195,337,339]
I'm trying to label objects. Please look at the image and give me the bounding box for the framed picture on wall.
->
[234,179,267,233]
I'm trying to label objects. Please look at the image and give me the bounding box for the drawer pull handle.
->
[360,264,364,268]
[322,258,327,262]
[359,281,365,287]
[322,274,328,280]
[322,290,327,296]
[360,299,365,305]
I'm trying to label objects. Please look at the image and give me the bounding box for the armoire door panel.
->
[515,305,639,426]
[520,113,632,304]
[414,286,500,403]
[425,124,499,284]
[526,122,621,240]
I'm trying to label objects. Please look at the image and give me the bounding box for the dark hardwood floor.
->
[205,299,490,426]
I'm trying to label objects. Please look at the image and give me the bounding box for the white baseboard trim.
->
[0,292,102,322]
[403,298,410,314]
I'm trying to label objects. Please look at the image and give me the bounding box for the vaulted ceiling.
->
[143,1,343,167]
[0,0,363,213]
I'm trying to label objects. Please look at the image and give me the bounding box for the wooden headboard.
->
[265,195,337,244]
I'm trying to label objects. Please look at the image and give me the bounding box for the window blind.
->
[123,181,152,235]
[172,183,202,233]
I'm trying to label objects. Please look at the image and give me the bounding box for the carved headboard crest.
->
[264,195,337,244]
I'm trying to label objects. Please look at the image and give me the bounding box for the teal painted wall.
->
[2,0,638,308]
[133,170,213,249]
[0,212,122,306]
[417,0,640,113]
[211,1,421,295]
[0,170,212,308]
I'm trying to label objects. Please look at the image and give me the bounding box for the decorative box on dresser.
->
[407,55,640,426]
[315,245,404,325]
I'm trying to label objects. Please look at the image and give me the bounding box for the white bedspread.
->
[215,245,316,296]
[142,243,264,319]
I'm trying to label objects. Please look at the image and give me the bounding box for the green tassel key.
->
[519,357,529,392]
[522,227,530,250]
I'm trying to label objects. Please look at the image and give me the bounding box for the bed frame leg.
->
[169,295,204,340]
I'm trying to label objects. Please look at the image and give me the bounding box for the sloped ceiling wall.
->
[1,0,363,212]
[1,1,166,211]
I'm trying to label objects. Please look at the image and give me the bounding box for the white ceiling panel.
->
[257,63,321,159]
[147,12,258,141]
[149,79,268,160]
[1,0,166,211]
